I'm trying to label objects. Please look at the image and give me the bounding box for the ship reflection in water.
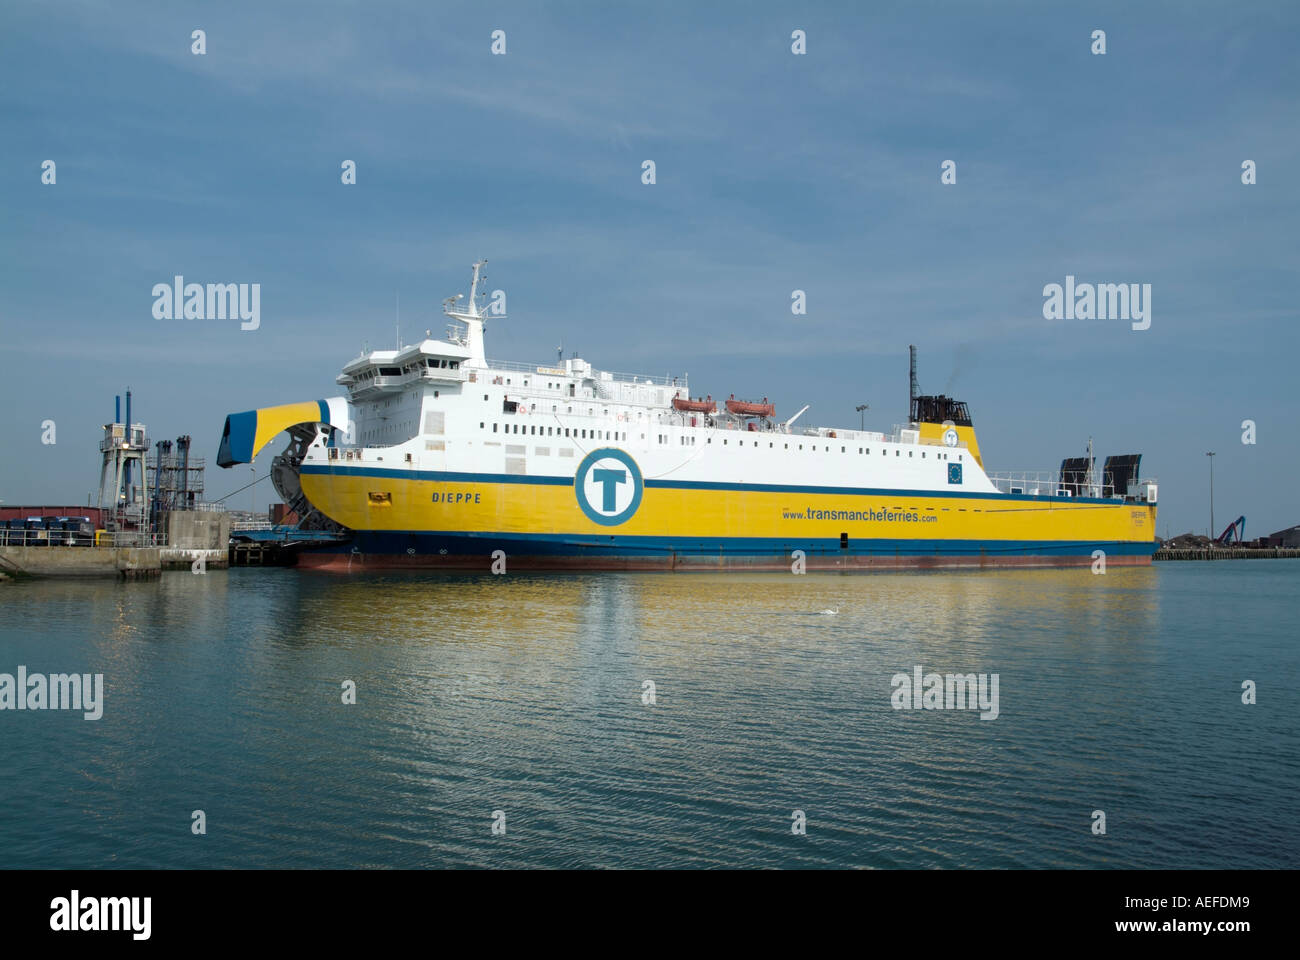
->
[2,563,1296,869]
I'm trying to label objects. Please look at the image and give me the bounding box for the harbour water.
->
[1,562,1296,869]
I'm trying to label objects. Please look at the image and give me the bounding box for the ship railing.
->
[799,427,889,442]
[485,359,684,388]
[987,472,1123,499]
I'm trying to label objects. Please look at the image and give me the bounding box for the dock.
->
[1154,547,1300,561]
[228,526,350,567]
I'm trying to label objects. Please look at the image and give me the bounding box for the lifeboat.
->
[725,394,775,418]
[672,394,717,414]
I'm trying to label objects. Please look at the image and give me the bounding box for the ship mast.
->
[442,259,501,368]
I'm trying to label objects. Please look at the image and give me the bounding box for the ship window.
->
[909,451,913,457]
[770,442,774,448]
[434,391,439,398]
[479,422,484,429]
[564,429,570,437]
[723,439,727,445]
[798,445,803,450]
[840,532,848,549]
[451,362,458,369]
[484,394,488,401]
[841,446,845,453]
[896,450,900,456]
[493,424,498,433]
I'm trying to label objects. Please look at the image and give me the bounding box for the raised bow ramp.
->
[217,399,350,467]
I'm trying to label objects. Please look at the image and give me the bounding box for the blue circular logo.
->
[574,448,643,526]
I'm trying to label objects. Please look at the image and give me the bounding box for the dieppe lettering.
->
[431,490,481,504]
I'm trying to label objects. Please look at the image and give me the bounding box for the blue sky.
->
[2,0,1297,537]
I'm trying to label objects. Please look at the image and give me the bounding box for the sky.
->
[2,0,1297,537]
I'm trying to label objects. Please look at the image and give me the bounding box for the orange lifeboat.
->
[672,394,717,414]
[725,394,775,418]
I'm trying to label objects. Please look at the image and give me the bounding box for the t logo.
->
[575,448,643,526]
[592,467,627,512]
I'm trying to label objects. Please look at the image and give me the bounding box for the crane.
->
[1214,516,1246,545]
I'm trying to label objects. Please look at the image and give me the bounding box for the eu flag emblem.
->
[948,463,962,485]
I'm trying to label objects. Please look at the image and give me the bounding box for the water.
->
[1,562,1296,869]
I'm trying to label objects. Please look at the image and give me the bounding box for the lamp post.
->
[1206,452,1215,538]
[856,404,869,432]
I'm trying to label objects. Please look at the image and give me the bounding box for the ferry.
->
[217,261,1158,571]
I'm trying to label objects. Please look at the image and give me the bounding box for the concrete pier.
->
[159,510,230,570]
[0,545,161,579]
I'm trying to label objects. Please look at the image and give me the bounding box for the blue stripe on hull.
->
[308,530,1158,559]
